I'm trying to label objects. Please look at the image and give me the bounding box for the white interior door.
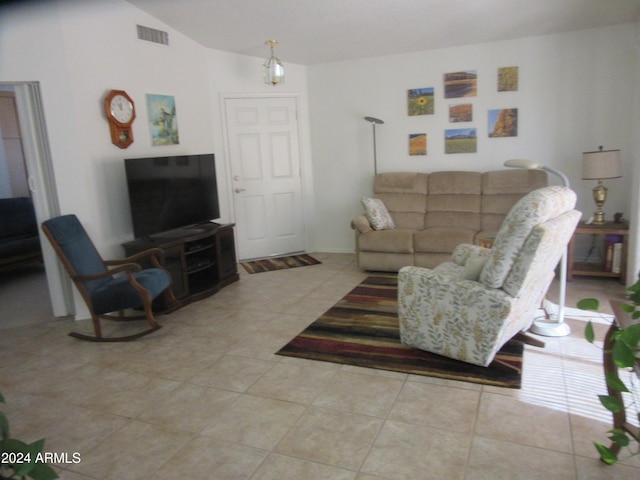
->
[224,96,305,260]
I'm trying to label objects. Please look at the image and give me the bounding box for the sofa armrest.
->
[451,243,491,266]
[351,215,372,234]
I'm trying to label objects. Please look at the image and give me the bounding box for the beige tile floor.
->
[0,253,639,479]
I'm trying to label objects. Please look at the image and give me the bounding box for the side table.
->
[567,221,629,284]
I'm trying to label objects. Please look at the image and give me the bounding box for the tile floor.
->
[0,253,639,479]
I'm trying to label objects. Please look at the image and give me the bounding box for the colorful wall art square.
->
[408,88,434,116]
[146,94,179,146]
[449,103,473,123]
[409,133,427,155]
[498,66,519,92]
[444,71,477,98]
[445,128,477,153]
[488,108,518,137]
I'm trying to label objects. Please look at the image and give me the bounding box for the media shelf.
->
[123,223,239,308]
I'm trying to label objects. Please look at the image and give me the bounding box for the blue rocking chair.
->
[42,214,178,341]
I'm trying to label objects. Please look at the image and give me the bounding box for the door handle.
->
[235,188,246,193]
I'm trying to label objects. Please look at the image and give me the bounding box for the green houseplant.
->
[578,278,640,465]
[0,390,58,480]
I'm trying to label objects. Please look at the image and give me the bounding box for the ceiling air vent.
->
[137,25,169,46]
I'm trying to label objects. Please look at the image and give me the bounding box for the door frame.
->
[5,82,73,317]
[220,92,312,260]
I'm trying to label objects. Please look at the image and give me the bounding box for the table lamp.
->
[582,147,622,225]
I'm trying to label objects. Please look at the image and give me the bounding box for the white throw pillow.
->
[361,197,395,230]
[461,253,489,281]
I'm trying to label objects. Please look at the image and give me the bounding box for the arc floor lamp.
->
[504,159,571,337]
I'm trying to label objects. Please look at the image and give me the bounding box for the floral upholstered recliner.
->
[398,186,581,368]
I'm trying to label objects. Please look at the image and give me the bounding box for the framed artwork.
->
[449,103,473,123]
[444,71,477,98]
[408,88,434,116]
[445,128,477,154]
[488,108,518,137]
[498,66,519,92]
[409,133,427,155]
[146,94,179,145]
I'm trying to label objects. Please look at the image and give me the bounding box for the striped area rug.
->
[241,253,321,274]
[276,274,523,388]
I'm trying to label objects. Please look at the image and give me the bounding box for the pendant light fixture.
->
[263,40,284,86]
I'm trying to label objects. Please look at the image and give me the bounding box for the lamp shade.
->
[582,149,622,180]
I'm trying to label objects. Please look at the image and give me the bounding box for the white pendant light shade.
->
[264,40,284,86]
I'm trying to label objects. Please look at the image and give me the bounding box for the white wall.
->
[307,24,638,254]
[0,0,313,317]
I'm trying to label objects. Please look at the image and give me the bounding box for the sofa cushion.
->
[374,173,428,230]
[414,227,476,254]
[362,197,395,230]
[0,197,38,239]
[358,228,415,253]
[481,169,547,232]
[0,235,41,258]
[426,172,482,230]
[374,172,428,195]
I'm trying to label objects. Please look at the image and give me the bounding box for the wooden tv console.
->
[123,223,239,308]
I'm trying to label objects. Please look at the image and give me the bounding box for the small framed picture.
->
[498,67,519,92]
[408,88,434,116]
[449,103,473,123]
[409,133,427,155]
[444,71,477,98]
[146,94,179,145]
[445,128,477,154]
[488,108,518,137]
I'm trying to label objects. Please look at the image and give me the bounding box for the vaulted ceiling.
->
[127,0,640,65]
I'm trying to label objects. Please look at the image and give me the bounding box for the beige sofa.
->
[351,170,547,271]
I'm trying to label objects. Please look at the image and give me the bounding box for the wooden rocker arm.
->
[73,263,141,282]
[106,248,167,269]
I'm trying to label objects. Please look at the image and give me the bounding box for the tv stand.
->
[123,223,238,308]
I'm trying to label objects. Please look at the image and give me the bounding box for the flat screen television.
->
[124,154,221,239]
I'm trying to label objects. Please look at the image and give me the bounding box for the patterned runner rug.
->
[277,274,523,388]
[241,253,322,274]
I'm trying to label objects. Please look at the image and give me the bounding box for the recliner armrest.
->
[351,215,373,234]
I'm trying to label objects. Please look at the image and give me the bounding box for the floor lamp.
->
[364,117,384,174]
[504,159,571,337]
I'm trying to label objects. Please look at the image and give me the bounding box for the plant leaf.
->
[621,302,635,313]
[605,372,629,393]
[0,410,9,440]
[612,338,636,368]
[619,324,640,347]
[577,298,600,311]
[599,394,623,413]
[0,390,4,403]
[585,321,595,344]
[608,429,630,447]
[594,442,618,464]
[28,461,59,480]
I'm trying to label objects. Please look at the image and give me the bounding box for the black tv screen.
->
[125,154,221,239]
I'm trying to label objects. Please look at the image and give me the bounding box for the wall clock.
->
[104,89,135,149]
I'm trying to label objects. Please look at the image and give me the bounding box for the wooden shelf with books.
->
[567,221,629,284]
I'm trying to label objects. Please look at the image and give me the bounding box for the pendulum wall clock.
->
[104,89,135,149]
